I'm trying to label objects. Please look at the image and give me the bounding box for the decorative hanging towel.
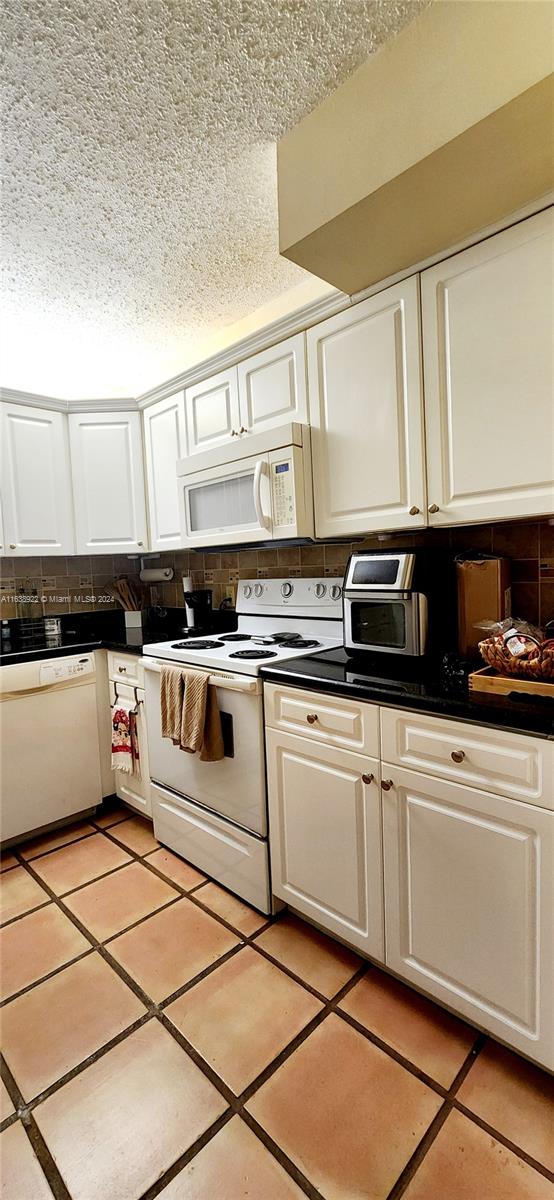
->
[111,699,135,774]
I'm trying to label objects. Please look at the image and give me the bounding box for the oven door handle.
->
[253,459,271,531]
[143,659,261,694]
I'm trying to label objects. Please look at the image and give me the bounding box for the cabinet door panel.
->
[307,277,426,537]
[382,765,553,1068]
[266,728,383,959]
[238,333,307,435]
[185,368,240,455]
[143,393,186,550]
[1,403,74,555]
[422,208,554,524]
[69,412,147,553]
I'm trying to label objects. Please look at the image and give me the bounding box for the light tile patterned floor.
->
[1,808,553,1200]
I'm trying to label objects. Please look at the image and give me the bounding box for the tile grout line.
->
[0,1052,71,1200]
[3,816,554,1195]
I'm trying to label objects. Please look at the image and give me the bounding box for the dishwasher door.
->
[0,653,102,842]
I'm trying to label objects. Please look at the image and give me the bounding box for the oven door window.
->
[351,601,407,649]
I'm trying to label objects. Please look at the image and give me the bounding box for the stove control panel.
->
[239,578,343,617]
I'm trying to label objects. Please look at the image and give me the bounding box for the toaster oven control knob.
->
[314,583,326,598]
[329,585,342,601]
[281,582,294,598]
[243,585,252,598]
[254,584,263,597]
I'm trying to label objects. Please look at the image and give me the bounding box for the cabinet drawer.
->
[264,682,379,756]
[381,708,553,809]
[108,651,144,688]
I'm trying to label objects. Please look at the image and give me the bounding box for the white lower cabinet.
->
[266,727,384,959]
[109,677,151,817]
[381,764,553,1069]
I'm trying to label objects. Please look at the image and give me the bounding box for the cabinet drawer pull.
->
[451,749,465,763]
[361,773,374,785]
[428,503,440,514]
[118,666,127,673]
[381,779,394,791]
[9,543,16,549]
[409,506,420,516]
[306,713,318,724]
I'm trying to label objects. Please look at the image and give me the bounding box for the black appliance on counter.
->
[343,550,455,660]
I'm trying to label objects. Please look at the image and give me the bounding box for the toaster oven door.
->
[345,593,427,655]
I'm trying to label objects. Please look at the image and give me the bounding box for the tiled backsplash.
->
[1,519,553,626]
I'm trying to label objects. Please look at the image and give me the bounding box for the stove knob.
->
[281,582,294,598]
[254,583,263,597]
[314,583,327,599]
[330,585,342,601]
[243,585,252,598]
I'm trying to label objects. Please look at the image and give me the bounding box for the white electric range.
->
[143,577,343,913]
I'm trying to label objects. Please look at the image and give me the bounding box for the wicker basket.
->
[478,637,554,681]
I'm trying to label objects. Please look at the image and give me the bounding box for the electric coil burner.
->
[219,633,254,642]
[285,638,321,649]
[171,639,224,650]
[229,649,278,660]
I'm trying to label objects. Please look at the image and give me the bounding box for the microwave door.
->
[180,454,272,547]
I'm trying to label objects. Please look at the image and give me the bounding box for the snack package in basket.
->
[476,618,554,680]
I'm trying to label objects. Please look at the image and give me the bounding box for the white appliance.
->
[0,653,103,843]
[143,577,344,912]
[177,422,314,547]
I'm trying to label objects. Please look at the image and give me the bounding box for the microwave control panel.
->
[271,459,295,527]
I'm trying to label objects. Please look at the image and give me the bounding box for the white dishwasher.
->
[0,652,102,843]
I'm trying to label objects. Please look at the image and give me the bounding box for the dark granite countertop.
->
[0,608,237,666]
[260,648,554,740]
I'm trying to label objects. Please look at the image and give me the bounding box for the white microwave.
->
[177,422,314,547]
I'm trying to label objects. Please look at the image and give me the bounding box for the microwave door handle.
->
[253,460,271,530]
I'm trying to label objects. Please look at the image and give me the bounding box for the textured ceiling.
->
[1,0,426,398]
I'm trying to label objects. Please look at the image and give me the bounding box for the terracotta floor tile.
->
[0,905,89,1000]
[166,946,322,1093]
[339,968,477,1087]
[145,847,206,891]
[64,861,179,941]
[402,1110,554,1200]
[195,881,268,936]
[19,821,96,860]
[157,1116,306,1199]
[0,866,49,925]
[109,815,159,855]
[247,1013,442,1200]
[31,833,131,895]
[0,852,19,873]
[457,1042,554,1171]
[0,1078,15,1122]
[1,1122,53,1200]
[254,914,361,998]
[93,805,132,828]
[2,953,145,1100]
[34,1020,227,1200]
[108,897,240,1002]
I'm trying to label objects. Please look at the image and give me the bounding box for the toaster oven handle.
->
[253,460,271,530]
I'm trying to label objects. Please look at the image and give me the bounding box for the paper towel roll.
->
[139,567,174,582]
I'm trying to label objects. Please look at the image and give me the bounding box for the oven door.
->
[143,660,267,835]
[179,453,273,547]
[344,592,427,656]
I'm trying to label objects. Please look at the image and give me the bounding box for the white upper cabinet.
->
[307,277,426,538]
[143,392,186,551]
[69,412,147,554]
[1,403,75,556]
[422,207,554,525]
[184,367,240,456]
[237,334,308,436]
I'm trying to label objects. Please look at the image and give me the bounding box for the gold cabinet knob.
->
[361,773,374,785]
[239,426,248,434]
[10,543,16,549]
[381,779,394,791]
[306,713,318,724]
[118,666,127,673]
[409,506,420,516]
[428,503,440,514]
[451,749,465,763]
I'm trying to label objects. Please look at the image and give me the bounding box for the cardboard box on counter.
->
[456,557,511,658]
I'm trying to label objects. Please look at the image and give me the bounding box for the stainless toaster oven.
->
[344,552,428,656]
